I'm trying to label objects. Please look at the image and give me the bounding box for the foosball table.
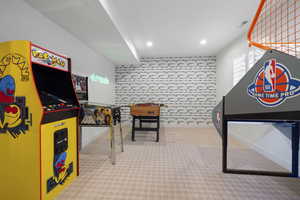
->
[129,103,166,142]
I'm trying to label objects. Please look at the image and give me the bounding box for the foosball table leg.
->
[120,123,124,152]
[110,125,116,165]
[132,116,136,141]
[156,116,160,142]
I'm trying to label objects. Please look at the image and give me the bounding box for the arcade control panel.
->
[41,91,78,112]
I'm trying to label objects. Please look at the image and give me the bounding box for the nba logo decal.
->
[248,59,300,107]
[263,59,276,92]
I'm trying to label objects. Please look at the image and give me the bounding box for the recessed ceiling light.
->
[146,41,153,47]
[200,39,207,45]
[238,20,249,28]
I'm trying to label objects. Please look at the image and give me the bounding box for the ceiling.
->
[25,0,260,63]
[104,0,260,58]
[24,0,139,65]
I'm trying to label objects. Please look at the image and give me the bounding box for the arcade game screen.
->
[32,64,78,112]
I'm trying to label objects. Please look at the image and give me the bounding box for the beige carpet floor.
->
[56,127,300,200]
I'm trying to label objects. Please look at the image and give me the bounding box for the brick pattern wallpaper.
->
[115,56,216,127]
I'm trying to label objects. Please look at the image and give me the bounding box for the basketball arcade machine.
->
[213,0,300,177]
[0,40,79,200]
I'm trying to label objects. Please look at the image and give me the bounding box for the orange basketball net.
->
[248,0,300,58]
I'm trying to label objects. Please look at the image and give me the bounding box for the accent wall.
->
[116,56,216,127]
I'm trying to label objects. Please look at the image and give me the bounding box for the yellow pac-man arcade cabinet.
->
[0,41,80,200]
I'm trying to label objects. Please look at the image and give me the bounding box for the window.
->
[248,47,264,70]
[233,54,246,86]
[232,48,265,87]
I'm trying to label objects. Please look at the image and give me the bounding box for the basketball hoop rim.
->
[247,0,271,50]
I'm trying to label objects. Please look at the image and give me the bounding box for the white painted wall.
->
[216,34,249,102]
[216,34,264,102]
[217,33,300,176]
[0,0,115,148]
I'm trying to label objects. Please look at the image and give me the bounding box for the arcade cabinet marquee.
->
[0,40,80,200]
